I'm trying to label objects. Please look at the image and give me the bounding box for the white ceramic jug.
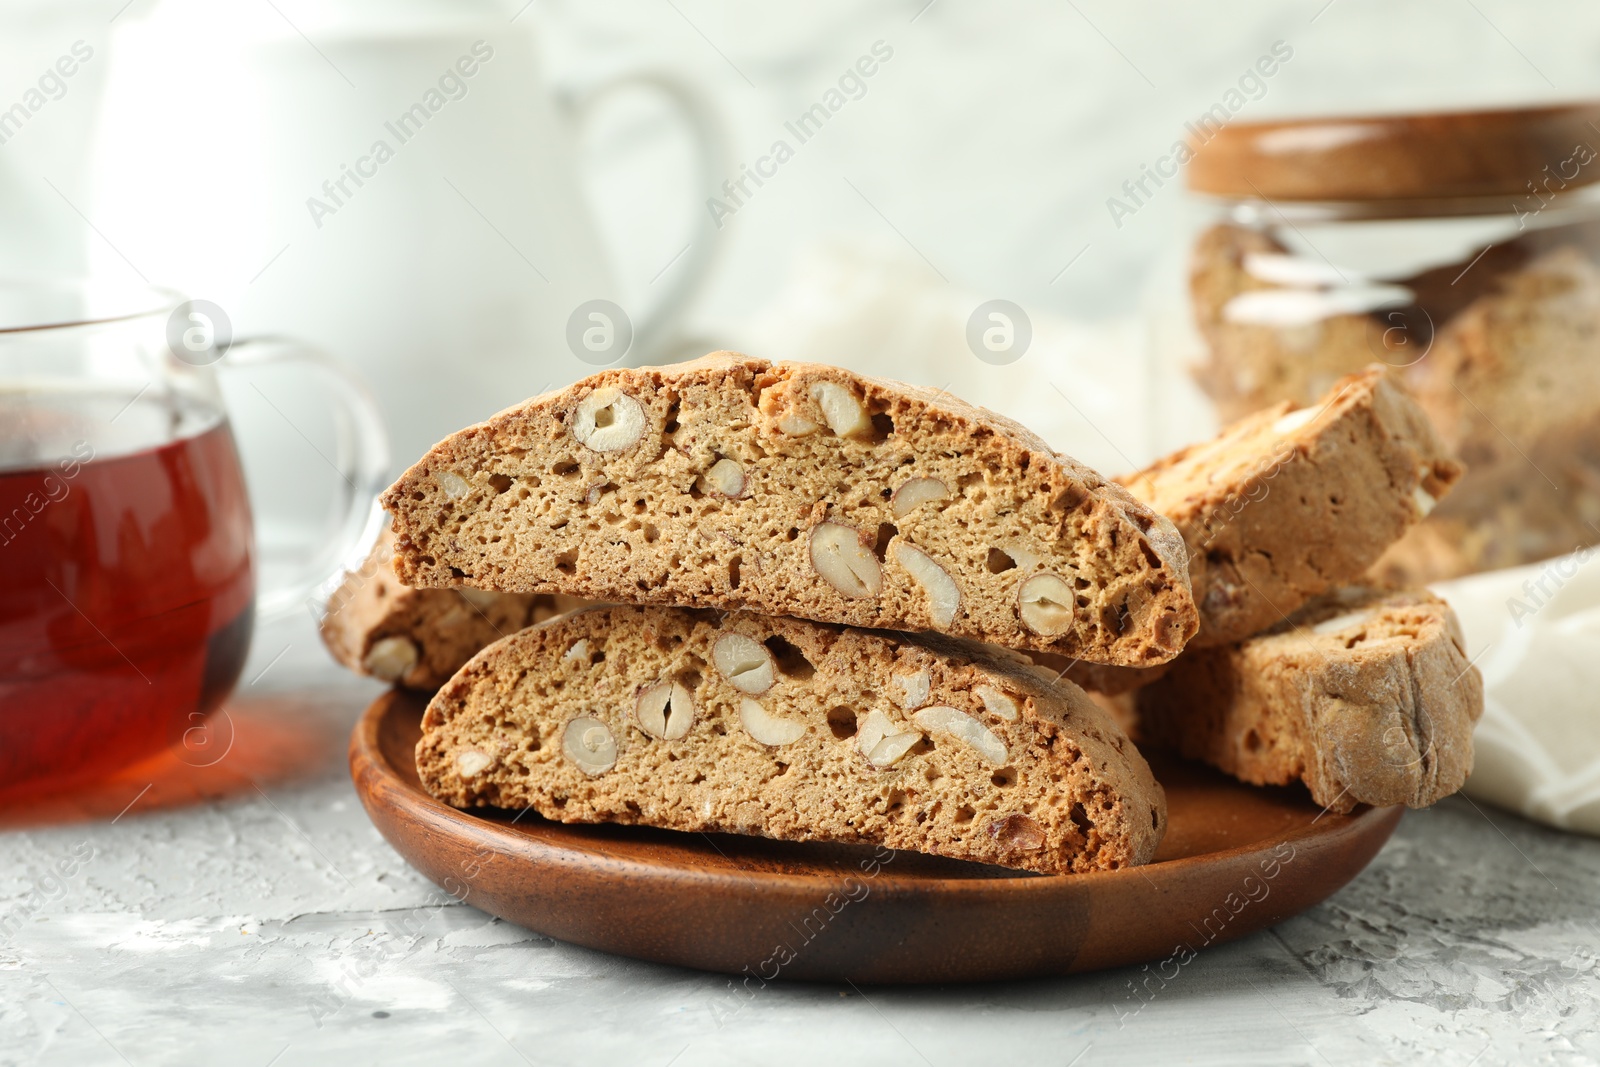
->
[89,0,724,468]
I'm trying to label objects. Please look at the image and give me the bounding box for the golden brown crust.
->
[379,353,1198,666]
[319,527,587,690]
[416,605,1167,875]
[1136,587,1483,812]
[1121,365,1462,647]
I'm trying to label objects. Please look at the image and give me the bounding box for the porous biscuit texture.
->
[1137,587,1484,813]
[381,353,1198,666]
[320,527,588,691]
[1121,365,1462,648]
[417,605,1167,875]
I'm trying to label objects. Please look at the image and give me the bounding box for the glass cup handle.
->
[563,71,730,360]
[220,335,391,620]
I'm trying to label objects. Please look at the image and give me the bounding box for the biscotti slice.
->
[381,352,1198,667]
[1120,365,1462,649]
[320,525,588,690]
[417,605,1167,875]
[1136,587,1483,813]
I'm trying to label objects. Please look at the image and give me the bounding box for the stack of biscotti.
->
[1190,221,1600,582]
[1062,365,1485,813]
[373,352,1205,875]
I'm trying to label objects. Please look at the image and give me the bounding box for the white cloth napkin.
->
[1435,550,1600,834]
[739,239,1600,836]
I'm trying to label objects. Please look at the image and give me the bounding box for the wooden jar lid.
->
[1186,102,1600,201]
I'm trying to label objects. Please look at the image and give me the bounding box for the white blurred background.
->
[3,0,1598,540]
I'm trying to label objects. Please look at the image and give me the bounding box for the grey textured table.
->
[2,611,1598,1067]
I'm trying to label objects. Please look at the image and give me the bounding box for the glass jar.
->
[1146,102,1600,583]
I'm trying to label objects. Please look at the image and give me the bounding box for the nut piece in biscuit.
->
[856,709,923,769]
[455,749,492,778]
[892,542,961,628]
[713,633,776,694]
[571,386,646,452]
[562,717,617,775]
[364,636,419,682]
[894,669,932,709]
[635,678,694,740]
[891,476,949,518]
[698,457,745,498]
[974,684,1019,721]
[777,412,820,436]
[914,705,1007,765]
[739,697,807,746]
[436,471,472,499]
[990,812,1046,852]
[809,521,883,597]
[1018,573,1076,636]
[809,381,872,437]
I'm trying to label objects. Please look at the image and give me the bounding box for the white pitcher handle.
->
[566,71,729,361]
[220,335,390,620]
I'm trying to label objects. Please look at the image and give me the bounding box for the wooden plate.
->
[350,691,1402,984]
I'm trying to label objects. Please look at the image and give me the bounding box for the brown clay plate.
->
[351,690,1402,984]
